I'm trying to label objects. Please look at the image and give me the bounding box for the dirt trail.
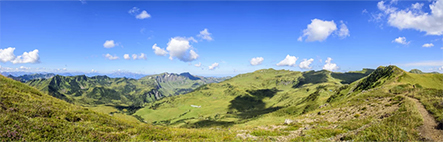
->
[409,97,443,141]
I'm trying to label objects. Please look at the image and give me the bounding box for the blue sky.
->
[1,0,443,76]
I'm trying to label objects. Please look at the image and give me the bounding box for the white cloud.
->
[392,37,409,44]
[422,43,434,48]
[411,3,424,10]
[302,19,338,42]
[377,0,443,35]
[91,69,97,73]
[105,54,119,60]
[128,7,140,14]
[103,40,116,48]
[208,62,219,70]
[297,36,303,41]
[403,60,443,66]
[166,37,199,62]
[276,55,298,66]
[139,53,147,60]
[197,28,213,41]
[441,47,443,49]
[136,10,151,19]
[124,54,130,60]
[337,21,350,38]
[299,58,314,69]
[323,57,339,71]
[0,47,16,63]
[131,53,147,60]
[250,57,264,66]
[11,49,40,64]
[362,9,368,14]
[129,7,151,19]
[152,44,168,56]
[18,66,31,70]
[439,66,443,71]
[195,62,201,67]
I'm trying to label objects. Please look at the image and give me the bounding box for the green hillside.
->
[134,66,443,141]
[3,66,443,141]
[27,75,159,107]
[0,74,238,141]
[134,68,372,127]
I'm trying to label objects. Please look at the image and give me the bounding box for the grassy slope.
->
[26,75,160,107]
[0,75,238,141]
[135,68,369,128]
[135,66,443,141]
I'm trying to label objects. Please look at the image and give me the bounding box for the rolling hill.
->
[134,66,443,141]
[2,65,442,141]
[0,74,238,141]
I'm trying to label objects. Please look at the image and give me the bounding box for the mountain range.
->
[1,66,442,141]
[24,72,230,109]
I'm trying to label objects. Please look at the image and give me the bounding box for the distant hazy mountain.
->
[26,72,230,108]
[142,72,231,96]
[6,73,56,82]
[107,71,147,79]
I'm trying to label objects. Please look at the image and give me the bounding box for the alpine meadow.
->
[1,0,443,141]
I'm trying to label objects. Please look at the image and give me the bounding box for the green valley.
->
[1,66,443,141]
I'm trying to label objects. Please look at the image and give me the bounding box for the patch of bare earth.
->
[409,97,443,141]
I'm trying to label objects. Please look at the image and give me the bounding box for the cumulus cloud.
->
[197,28,213,41]
[299,58,314,69]
[0,47,40,64]
[91,69,97,73]
[392,37,409,45]
[132,53,146,60]
[439,66,443,71]
[139,53,147,60]
[11,49,40,64]
[250,57,264,66]
[195,62,201,67]
[129,7,151,19]
[377,0,443,35]
[297,36,303,41]
[301,19,338,42]
[337,21,350,38]
[412,3,424,10]
[152,44,168,56]
[323,57,339,71]
[0,47,16,63]
[105,54,119,60]
[124,54,130,60]
[208,62,219,70]
[276,55,298,67]
[136,11,151,19]
[166,37,199,62]
[422,43,434,48]
[103,40,116,48]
